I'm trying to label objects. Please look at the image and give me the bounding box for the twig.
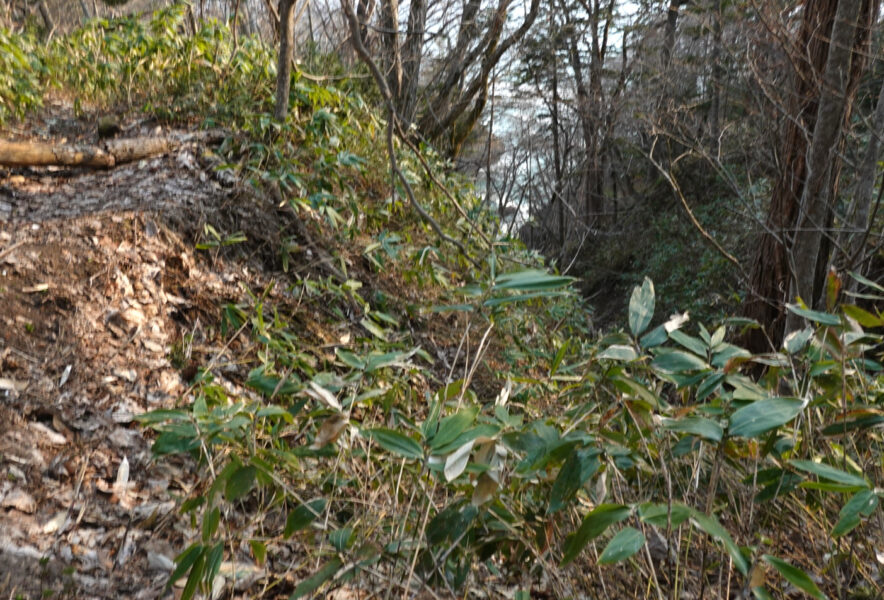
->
[648,140,747,279]
[341,0,480,268]
[0,239,25,260]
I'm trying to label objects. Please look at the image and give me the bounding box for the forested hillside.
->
[0,0,882,598]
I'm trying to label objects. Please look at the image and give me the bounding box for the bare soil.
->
[0,108,267,599]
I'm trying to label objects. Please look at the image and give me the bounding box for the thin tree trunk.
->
[380,0,402,100]
[785,0,869,331]
[743,0,839,351]
[37,1,53,38]
[398,0,426,125]
[841,76,884,284]
[708,0,723,144]
[274,0,296,121]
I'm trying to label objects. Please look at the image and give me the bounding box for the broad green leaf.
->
[428,406,479,451]
[598,527,645,564]
[638,502,691,527]
[561,504,631,566]
[426,503,479,545]
[204,543,224,590]
[360,316,388,340]
[762,555,827,600]
[789,460,868,488]
[284,499,327,538]
[660,416,723,442]
[202,506,220,542]
[249,539,267,566]
[841,304,883,328]
[729,398,805,438]
[597,345,638,361]
[181,550,206,600]
[492,269,573,291]
[726,375,768,401]
[329,527,354,552]
[135,409,190,425]
[785,304,840,326]
[629,278,655,336]
[224,465,256,502]
[821,414,884,435]
[246,369,300,396]
[610,374,662,409]
[484,290,568,307]
[696,372,725,402]
[783,327,814,355]
[690,510,748,575]
[752,586,775,600]
[832,490,878,537]
[167,543,203,589]
[335,349,366,370]
[848,271,884,294]
[651,349,709,373]
[640,324,668,348]
[443,440,474,482]
[669,330,707,356]
[152,426,201,456]
[289,557,343,599]
[363,428,423,460]
[430,303,475,313]
[431,423,500,456]
[550,340,570,375]
[710,343,752,367]
[548,448,600,513]
[364,348,417,372]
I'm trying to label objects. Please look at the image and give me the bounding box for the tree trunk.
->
[37,1,53,37]
[662,0,686,69]
[273,0,296,121]
[786,0,864,328]
[743,0,876,350]
[397,0,426,125]
[708,0,723,144]
[840,76,884,286]
[380,0,402,100]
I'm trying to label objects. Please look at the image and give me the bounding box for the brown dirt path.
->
[0,114,257,598]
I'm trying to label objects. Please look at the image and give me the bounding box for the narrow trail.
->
[0,107,261,598]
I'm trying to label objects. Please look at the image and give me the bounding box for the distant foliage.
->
[0,28,44,123]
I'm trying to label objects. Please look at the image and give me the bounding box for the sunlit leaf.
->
[660,416,723,442]
[785,304,840,326]
[729,398,804,438]
[789,460,868,488]
[598,527,645,564]
[651,349,709,373]
[628,278,655,337]
[597,345,638,361]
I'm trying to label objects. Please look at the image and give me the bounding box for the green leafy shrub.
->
[0,28,44,123]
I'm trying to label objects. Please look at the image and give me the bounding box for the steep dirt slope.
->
[0,112,273,598]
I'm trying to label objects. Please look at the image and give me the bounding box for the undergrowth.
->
[2,6,883,599]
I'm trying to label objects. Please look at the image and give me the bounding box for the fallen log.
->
[0,139,115,168]
[0,130,228,169]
